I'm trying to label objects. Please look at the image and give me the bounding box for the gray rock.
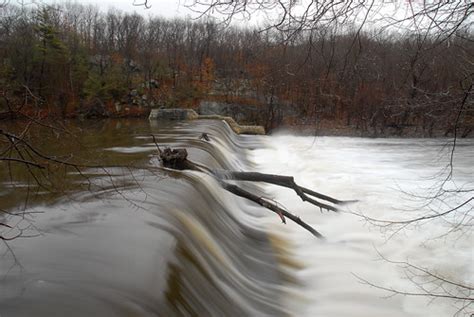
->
[149,108,199,120]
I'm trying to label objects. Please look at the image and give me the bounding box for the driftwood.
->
[156,144,349,238]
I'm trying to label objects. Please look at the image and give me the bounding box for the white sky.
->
[40,0,272,28]
[34,0,474,33]
[43,0,199,19]
[40,0,406,27]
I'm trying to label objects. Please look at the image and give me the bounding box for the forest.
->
[0,2,472,135]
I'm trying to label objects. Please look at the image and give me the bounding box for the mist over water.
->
[0,119,472,316]
[252,134,473,317]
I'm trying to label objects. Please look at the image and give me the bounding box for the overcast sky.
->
[37,0,470,33]
[44,0,199,19]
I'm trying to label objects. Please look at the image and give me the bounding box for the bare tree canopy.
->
[174,1,474,36]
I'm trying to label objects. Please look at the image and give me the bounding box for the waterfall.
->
[1,119,472,316]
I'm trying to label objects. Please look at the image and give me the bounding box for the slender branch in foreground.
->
[0,157,46,169]
[352,249,474,316]
[353,273,474,302]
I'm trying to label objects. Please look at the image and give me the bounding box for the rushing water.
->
[253,134,473,317]
[0,119,472,316]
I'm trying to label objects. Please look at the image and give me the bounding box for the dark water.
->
[0,119,287,316]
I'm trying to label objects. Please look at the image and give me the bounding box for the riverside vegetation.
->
[0,2,472,135]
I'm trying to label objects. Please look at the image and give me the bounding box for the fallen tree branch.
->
[220,181,323,238]
[214,170,346,211]
[158,146,346,238]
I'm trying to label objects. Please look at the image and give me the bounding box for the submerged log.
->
[157,146,349,238]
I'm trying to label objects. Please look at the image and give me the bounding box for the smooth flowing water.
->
[1,119,285,316]
[0,119,472,316]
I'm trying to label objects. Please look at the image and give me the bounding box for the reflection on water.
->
[0,119,286,316]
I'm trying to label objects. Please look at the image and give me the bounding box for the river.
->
[0,119,472,316]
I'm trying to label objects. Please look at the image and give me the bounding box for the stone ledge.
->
[197,115,265,135]
[149,108,199,120]
[149,109,265,135]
